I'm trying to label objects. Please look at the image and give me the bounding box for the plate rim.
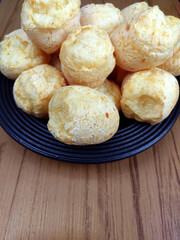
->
[0,74,180,164]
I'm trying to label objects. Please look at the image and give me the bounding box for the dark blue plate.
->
[0,73,179,164]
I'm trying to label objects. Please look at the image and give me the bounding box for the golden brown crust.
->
[121,68,179,125]
[0,29,50,80]
[13,64,66,118]
[21,0,81,54]
[111,5,180,72]
[121,2,149,22]
[22,0,81,29]
[159,41,180,76]
[80,3,123,35]
[60,25,116,88]
[48,86,120,145]
[96,79,121,111]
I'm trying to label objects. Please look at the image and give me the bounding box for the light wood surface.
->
[0,0,180,239]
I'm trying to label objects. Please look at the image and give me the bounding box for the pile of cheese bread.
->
[0,1,179,145]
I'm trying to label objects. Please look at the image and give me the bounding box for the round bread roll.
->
[121,2,149,22]
[121,68,179,125]
[21,0,81,54]
[159,41,180,76]
[60,25,116,88]
[111,5,180,72]
[96,79,121,111]
[50,51,62,72]
[80,3,123,35]
[0,29,50,80]
[13,64,66,118]
[48,86,120,145]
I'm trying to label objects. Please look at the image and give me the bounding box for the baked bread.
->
[121,68,179,125]
[159,41,180,76]
[111,5,180,72]
[21,0,81,54]
[121,2,149,21]
[60,25,116,88]
[80,3,123,35]
[13,64,66,118]
[96,79,121,111]
[48,86,120,145]
[0,29,50,80]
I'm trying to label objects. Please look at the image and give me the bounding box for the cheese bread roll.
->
[121,68,179,125]
[111,5,180,71]
[48,86,119,145]
[60,25,116,88]
[0,29,50,80]
[80,3,123,35]
[21,0,81,54]
[121,2,149,21]
[159,41,180,76]
[96,79,121,111]
[13,64,66,118]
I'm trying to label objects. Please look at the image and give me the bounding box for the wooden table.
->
[0,0,180,239]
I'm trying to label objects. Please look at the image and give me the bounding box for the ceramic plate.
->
[0,73,179,164]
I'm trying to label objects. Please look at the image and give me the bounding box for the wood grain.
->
[0,0,180,239]
[171,0,180,15]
